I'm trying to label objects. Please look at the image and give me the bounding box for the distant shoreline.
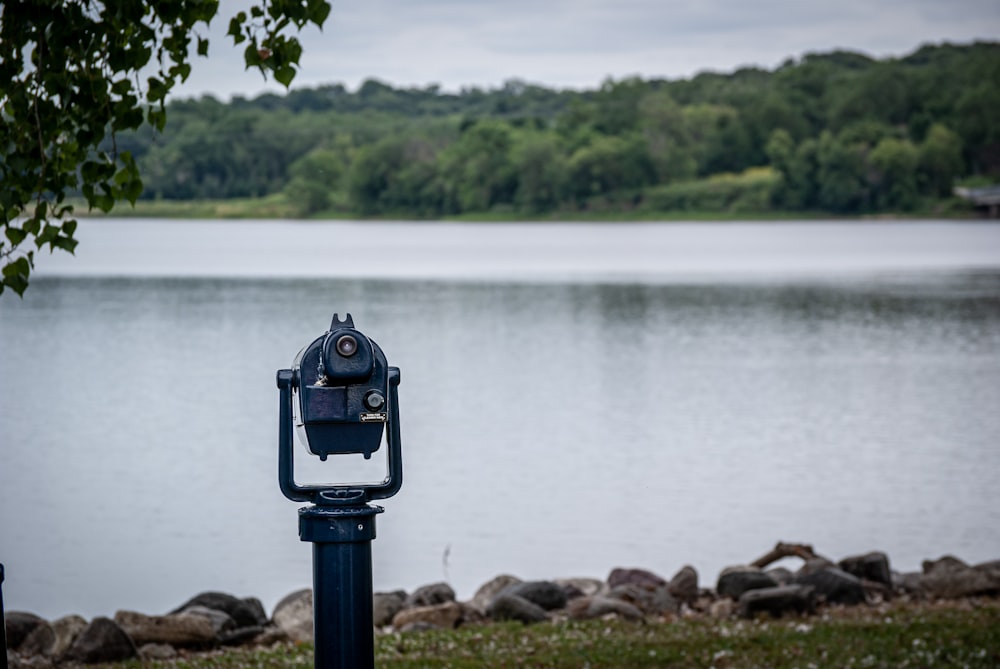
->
[69,197,986,223]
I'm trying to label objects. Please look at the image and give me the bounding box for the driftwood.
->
[751,542,829,569]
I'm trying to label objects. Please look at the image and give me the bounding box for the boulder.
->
[737,585,816,618]
[272,588,313,643]
[668,566,699,602]
[404,582,455,609]
[487,594,547,624]
[766,567,795,586]
[172,591,264,628]
[219,626,266,646]
[794,567,865,605]
[5,612,46,651]
[181,605,237,635]
[470,575,522,614]
[498,581,567,611]
[608,584,679,616]
[114,610,218,647]
[373,590,407,627]
[607,567,667,591]
[717,567,779,600]
[709,599,734,619]
[839,552,892,588]
[920,556,1000,598]
[242,598,269,626]
[50,615,88,657]
[61,617,137,664]
[390,601,462,630]
[567,596,644,622]
[138,643,178,660]
[554,578,603,599]
[18,622,55,657]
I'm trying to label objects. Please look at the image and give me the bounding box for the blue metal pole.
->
[300,505,382,669]
[1,563,8,669]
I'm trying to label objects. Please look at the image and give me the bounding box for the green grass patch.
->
[93,600,999,669]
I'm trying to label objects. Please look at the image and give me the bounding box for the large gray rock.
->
[404,582,455,609]
[607,584,679,616]
[668,565,699,602]
[390,601,462,630]
[839,552,892,588]
[272,589,313,643]
[737,585,816,618]
[50,615,88,657]
[5,612,46,651]
[182,605,237,635]
[794,567,865,605]
[607,567,667,591]
[18,621,55,657]
[499,581,567,611]
[61,617,137,664]
[554,578,604,599]
[920,556,1000,598]
[114,610,218,647]
[487,594,547,624]
[172,591,265,628]
[567,596,644,622]
[717,566,779,600]
[373,590,407,627]
[470,575,522,614]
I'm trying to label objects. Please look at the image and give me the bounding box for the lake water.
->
[1,219,999,621]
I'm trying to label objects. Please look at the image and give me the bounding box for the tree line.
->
[126,41,1000,217]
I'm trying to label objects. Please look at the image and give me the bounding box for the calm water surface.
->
[1,219,999,620]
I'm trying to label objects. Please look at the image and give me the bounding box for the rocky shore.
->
[5,544,999,667]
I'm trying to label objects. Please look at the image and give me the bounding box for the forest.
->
[121,41,1000,218]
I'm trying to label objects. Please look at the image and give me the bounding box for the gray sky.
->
[171,0,1000,100]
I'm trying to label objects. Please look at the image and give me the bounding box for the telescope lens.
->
[335,334,358,357]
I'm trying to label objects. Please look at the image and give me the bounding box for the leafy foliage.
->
[0,0,330,295]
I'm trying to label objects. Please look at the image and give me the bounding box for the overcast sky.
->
[170,0,1000,100]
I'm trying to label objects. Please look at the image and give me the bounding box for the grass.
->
[95,599,999,669]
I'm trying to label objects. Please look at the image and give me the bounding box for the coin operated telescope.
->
[276,314,402,669]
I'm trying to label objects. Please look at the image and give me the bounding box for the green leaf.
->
[4,226,27,246]
[275,64,296,87]
[197,37,209,56]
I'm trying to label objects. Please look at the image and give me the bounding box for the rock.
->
[404,582,456,608]
[252,626,291,647]
[554,578,603,599]
[182,605,237,635]
[737,585,816,618]
[114,610,218,647]
[920,556,1000,598]
[458,601,487,626]
[487,594,548,624]
[50,615,88,657]
[61,617,137,664]
[397,621,441,633]
[19,622,55,657]
[895,571,924,594]
[766,567,795,586]
[668,566,699,602]
[391,601,462,630]
[797,558,836,578]
[5,612,46,651]
[219,626,266,646]
[608,584,679,616]
[567,596,644,622]
[607,567,667,591]
[709,599,734,619]
[373,590,407,627]
[794,567,866,605]
[272,588,313,643]
[242,598,269,626]
[172,591,264,628]
[138,643,178,660]
[839,552,892,587]
[717,567,779,600]
[499,581,567,611]
[470,575,522,614]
